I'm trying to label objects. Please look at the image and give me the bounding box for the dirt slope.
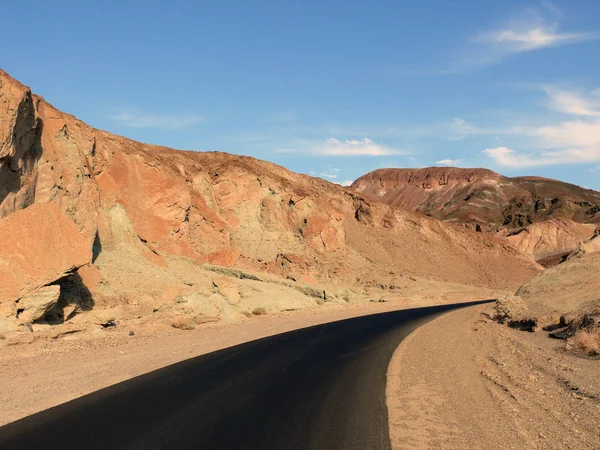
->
[0,69,539,334]
[387,304,600,450]
[517,251,600,318]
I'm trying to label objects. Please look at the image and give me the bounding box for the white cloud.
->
[454,6,600,72]
[320,138,405,156]
[544,87,600,116]
[484,87,600,167]
[338,180,354,187]
[280,138,405,156]
[436,159,461,166]
[109,110,202,129]
[479,25,598,53]
[484,145,599,167]
[484,147,548,167]
[534,120,600,150]
[476,2,600,56]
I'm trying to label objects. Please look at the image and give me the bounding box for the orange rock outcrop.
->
[0,69,542,328]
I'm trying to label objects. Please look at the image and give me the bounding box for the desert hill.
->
[351,167,600,230]
[351,167,600,262]
[0,69,539,333]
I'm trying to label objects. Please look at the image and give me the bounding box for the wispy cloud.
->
[319,166,340,180]
[279,138,405,156]
[109,110,202,129]
[337,180,354,187]
[477,24,598,54]
[484,145,599,167]
[472,4,600,65]
[484,86,600,167]
[436,158,462,166]
[483,147,552,167]
[442,117,485,140]
[403,3,600,74]
[544,87,600,116]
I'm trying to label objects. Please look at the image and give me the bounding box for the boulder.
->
[15,285,61,323]
[0,202,92,304]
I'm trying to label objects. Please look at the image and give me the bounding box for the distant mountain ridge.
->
[351,167,600,264]
[351,167,600,232]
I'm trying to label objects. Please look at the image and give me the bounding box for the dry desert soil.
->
[388,303,600,450]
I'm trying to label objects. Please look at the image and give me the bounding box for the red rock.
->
[208,249,239,267]
[0,202,91,304]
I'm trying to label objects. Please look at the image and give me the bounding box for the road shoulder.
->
[386,304,600,449]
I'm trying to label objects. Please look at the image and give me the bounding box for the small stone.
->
[129,331,135,336]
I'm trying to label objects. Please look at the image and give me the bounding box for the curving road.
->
[0,300,492,450]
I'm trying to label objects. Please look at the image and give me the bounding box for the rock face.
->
[0,69,542,330]
[351,168,600,231]
[0,202,91,305]
[503,218,598,261]
[351,167,600,258]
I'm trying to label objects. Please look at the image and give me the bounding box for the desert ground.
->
[0,283,500,427]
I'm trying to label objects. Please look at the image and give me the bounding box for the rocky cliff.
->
[0,70,540,332]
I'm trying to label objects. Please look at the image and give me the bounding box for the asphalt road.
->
[0,300,492,450]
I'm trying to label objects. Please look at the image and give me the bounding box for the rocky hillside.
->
[502,218,598,265]
[492,248,600,358]
[351,167,600,261]
[0,70,540,333]
[351,168,600,230]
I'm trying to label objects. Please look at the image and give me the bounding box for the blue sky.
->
[2,0,600,189]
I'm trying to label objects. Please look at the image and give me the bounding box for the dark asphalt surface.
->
[0,300,492,450]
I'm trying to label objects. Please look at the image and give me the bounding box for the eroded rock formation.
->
[0,69,541,331]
